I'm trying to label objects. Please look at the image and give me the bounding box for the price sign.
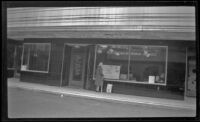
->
[101,65,121,79]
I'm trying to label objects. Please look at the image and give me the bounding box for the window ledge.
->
[7,68,15,70]
[21,70,49,73]
[104,78,166,86]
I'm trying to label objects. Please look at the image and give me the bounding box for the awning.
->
[7,7,196,41]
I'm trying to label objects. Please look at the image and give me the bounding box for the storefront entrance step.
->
[7,78,196,110]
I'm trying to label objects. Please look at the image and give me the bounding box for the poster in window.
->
[101,65,121,79]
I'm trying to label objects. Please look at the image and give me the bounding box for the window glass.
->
[94,44,167,84]
[95,45,129,80]
[130,45,167,84]
[21,43,50,72]
[22,45,29,66]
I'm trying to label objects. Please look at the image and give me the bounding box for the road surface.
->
[8,87,196,118]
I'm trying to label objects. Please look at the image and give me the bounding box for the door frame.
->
[185,47,196,97]
[68,46,87,88]
[60,43,90,88]
[184,47,188,98]
[186,56,196,97]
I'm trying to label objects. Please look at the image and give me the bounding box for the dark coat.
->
[95,66,104,86]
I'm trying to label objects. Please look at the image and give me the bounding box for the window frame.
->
[21,43,51,73]
[93,44,168,86]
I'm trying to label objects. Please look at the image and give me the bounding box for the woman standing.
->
[95,62,104,92]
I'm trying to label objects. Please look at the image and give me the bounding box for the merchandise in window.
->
[95,45,129,80]
[130,45,167,84]
[94,44,168,85]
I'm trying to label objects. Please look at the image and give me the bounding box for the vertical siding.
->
[49,42,63,82]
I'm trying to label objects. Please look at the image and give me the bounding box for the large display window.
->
[129,45,167,85]
[94,44,168,85]
[21,43,51,73]
[94,45,129,80]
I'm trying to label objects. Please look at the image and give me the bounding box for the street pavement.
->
[7,87,196,118]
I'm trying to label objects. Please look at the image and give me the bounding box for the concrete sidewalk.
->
[7,78,196,110]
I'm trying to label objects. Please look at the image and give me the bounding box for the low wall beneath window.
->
[103,81,184,100]
[20,71,61,86]
[7,69,14,78]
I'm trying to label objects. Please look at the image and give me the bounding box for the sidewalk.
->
[7,78,196,110]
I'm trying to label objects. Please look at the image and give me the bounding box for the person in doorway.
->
[95,62,104,92]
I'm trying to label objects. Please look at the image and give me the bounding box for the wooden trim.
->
[85,48,91,89]
[8,31,196,41]
[93,45,97,80]
[104,78,166,86]
[165,46,168,86]
[184,47,188,98]
[22,38,196,44]
[47,43,51,73]
[20,70,49,73]
[21,44,24,68]
[7,68,15,70]
[60,45,65,87]
[128,46,131,80]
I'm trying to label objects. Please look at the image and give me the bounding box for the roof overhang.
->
[7,7,196,41]
[7,26,195,41]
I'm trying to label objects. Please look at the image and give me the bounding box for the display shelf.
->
[104,78,166,86]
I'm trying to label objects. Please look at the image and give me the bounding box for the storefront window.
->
[95,45,129,80]
[21,43,51,72]
[130,45,167,84]
[94,44,168,85]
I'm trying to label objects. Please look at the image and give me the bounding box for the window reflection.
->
[130,46,167,84]
[95,44,167,84]
[96,45,129,80]
[21,43,51,72]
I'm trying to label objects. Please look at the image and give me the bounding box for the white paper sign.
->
[21,65,27,71]
[149,76,155,84]
[106,84,113,93]
[101,65,121,79]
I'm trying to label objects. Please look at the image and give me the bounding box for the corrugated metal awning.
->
[7,7,196,41]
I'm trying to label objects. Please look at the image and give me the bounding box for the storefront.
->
[17,38,195,100]
[7,7,196,100]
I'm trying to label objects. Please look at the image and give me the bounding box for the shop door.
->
[186,57,196,97]
[68,46,87,88]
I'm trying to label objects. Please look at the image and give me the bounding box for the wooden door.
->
[68,46,87,88]
[186,57,196,97]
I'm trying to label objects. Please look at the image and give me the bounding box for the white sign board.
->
[21,65,27,71]
[101,65,121,79]
[149,76,155,84]
[106,84,113,93]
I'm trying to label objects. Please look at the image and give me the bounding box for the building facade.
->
[7,7,196,100]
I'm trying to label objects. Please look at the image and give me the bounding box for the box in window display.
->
[155,73,165,83]
[148,76,155,84]
[120,74,127,80]
[21,65,28,71]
